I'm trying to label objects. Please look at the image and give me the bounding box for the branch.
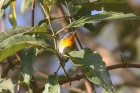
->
[1,57,15,78]
[59,63,140,85]
[33,63,140,92]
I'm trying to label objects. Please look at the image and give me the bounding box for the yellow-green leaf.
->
[8,1,17,27]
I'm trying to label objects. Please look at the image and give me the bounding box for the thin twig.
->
[59,63,140,85]
[15,53,20,61]
[1,57,15,78]
[120,55,125,68]
[56,53,69,78]
[56,65,61,73]
[56,27,65,34]
[54,15,72,19]
[17,74,22,93]
[31,0,35,27]
[40,3,57,50]
[40,3,69,78]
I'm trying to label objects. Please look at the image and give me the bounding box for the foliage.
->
[0,0,140,93]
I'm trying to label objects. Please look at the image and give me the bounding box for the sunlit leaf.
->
[66,12,140,28]
[0,41,54,62]
[41,0,58,12]
[0,78,14,93]
[68,48,114,93]
[20,0,32,14]
[0,34,36,49]
[43,72,60,93]
[102,89,109,93]
[1,0,15,10]
[0,26,30,43]
[25,22,52,36]
[8,1,17,26]
[24,22,55,46]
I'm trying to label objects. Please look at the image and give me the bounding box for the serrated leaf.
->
[0,41,54,62]
[68,48,114,93]
[20,47,36,84]
[43,72,60,93]
[8,1,17,26]
[0,78,14,93]
[20,0,32,14]
[0,26,30,43]
[66,12,140,28]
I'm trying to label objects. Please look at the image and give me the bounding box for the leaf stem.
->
[54,15,72,19]
[56,53,69,78]
[40,3,68,77]
[56,27,65,34]
[40,3,57,50]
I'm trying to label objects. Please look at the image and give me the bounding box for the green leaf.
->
[0,26,30,43]
[25,22,52,36]
[68,48,114,93]
[0,34,36,49]
[20,0,32,14]
[74,7,95,31]
[0,78,14,93]
[42,0,58,12]
[102,89,109,93]
[43,72,60,93]
[0,9,4,18]
[83,23,95,31]
[0,0,5,13]
[68,1,82,16]
[66,12,140,28]
[20,47,36,84]
[24,22,55,46]
[1,0,15,10]
[8,1,17,27]
[84,0,131,13]
[95,0,125,3]
[38,19,48,26]
[0,41,54,62]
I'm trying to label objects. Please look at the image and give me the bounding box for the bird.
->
[59,32,76,55]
